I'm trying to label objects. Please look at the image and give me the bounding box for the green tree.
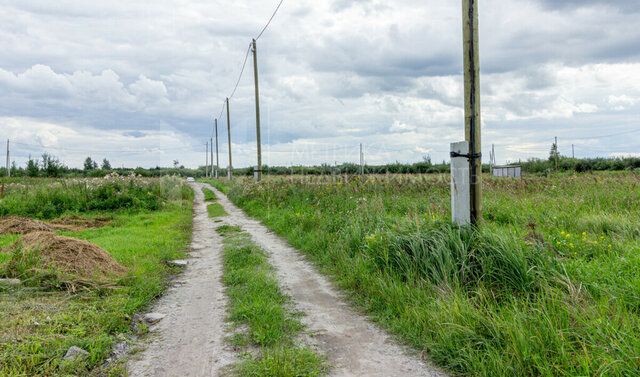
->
[42,153,62,177]
[84,157,98,171]
[101,158,112,170]
[26,156,39,177]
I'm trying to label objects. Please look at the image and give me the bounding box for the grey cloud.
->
[535,0,640,13]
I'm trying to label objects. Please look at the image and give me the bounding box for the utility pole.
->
[572,144,575,159]
[226,98,233,181]
[5,139,9,178]
[462,0,482,225]
[215,118,219,179]
[360,143,364,175]
[205,141,209,178]
[555,136,559,170]
[252,39,263,181]
[210,137,213,178]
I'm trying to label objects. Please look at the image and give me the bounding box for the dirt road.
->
[127,185,234,377]
[208,183,446,377]
[127,183,446,376]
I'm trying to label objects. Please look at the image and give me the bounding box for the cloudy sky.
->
[1,0,639,169]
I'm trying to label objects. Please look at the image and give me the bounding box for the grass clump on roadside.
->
[207,203,228,217]
[222,172,640,377]
[202,187,217,201]
[200,178,231,194]
[221,231,327,376]
[0,178,193,376]
[216,225,241,235]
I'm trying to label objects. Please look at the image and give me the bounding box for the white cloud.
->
[0,0,639,167]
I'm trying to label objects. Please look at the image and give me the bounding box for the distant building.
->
[492,165,521,178]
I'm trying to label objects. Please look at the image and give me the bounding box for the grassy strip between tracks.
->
[207,203,228,217]
[0,178,194,376]
[202,187,218,201]
[218,226,327,376]
[211,173,640,377]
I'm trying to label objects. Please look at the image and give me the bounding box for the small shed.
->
[492,165,521,178]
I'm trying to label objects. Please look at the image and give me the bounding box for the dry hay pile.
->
[0,216,55,234]
[50,215,112,230]
[5,231,127,281]
[0,215,111,235]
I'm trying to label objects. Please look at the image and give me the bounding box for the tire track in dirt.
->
[207,183,447,377]
[127,184,234,377]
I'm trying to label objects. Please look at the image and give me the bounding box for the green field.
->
[0,176,193,376]
[210,172,640,377]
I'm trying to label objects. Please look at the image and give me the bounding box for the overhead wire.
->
[210,0,285,141]
[256,0,284,41]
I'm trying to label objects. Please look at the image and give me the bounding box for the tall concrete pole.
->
[252,39,262,181]
[215,118,219,178]
[462,0,482,225]
[226,98,233,181]
[205,141,209,177]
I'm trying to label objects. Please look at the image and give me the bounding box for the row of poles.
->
[203,1,482,224]
[205,39,263,181]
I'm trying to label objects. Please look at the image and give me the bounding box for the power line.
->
[228,44,252,100]
[256,0,285,41]
[210,0,286,141]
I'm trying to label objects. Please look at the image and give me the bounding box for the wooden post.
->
[210,137,213,178]
[462,0,482,225]
[215,118,219,178]
[205,141,209,178]
[5,139,9,178]
[572,144,574,159]
[252,39,262,181]
[226,98,233,181]
[555,136,559,170]
[360,143,364,175]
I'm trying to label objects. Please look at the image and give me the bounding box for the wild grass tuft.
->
[221,232,327,376]
[207,203,228,217]
[202,187,217,201]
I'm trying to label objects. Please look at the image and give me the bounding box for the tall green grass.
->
[0,179,193,376]
[219,172,640,376]
[0,175,192,219]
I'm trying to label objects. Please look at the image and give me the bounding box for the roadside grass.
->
[221,231,327,376]
[0,178,193,376]
[222,172,640,377]
[202,187,217,201]
[207,203,228,217]
[200,178,231,194]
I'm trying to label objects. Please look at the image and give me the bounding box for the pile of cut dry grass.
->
[0,216,55,234]
[2,232,127,291]
[7,231,127,278]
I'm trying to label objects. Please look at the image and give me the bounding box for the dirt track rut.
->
[127,185,234,376]
[208,183,446,377]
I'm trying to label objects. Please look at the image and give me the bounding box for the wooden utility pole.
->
[210,137,214,177]
[360,143,364,175]
[205,141,209,177]
[572,144,575,159]
[252,39,263,181]
[555,136,559,170]
[462,0,482,225]
[215,118,219,178]
[226,98,233,181]
[5,139,9,178]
